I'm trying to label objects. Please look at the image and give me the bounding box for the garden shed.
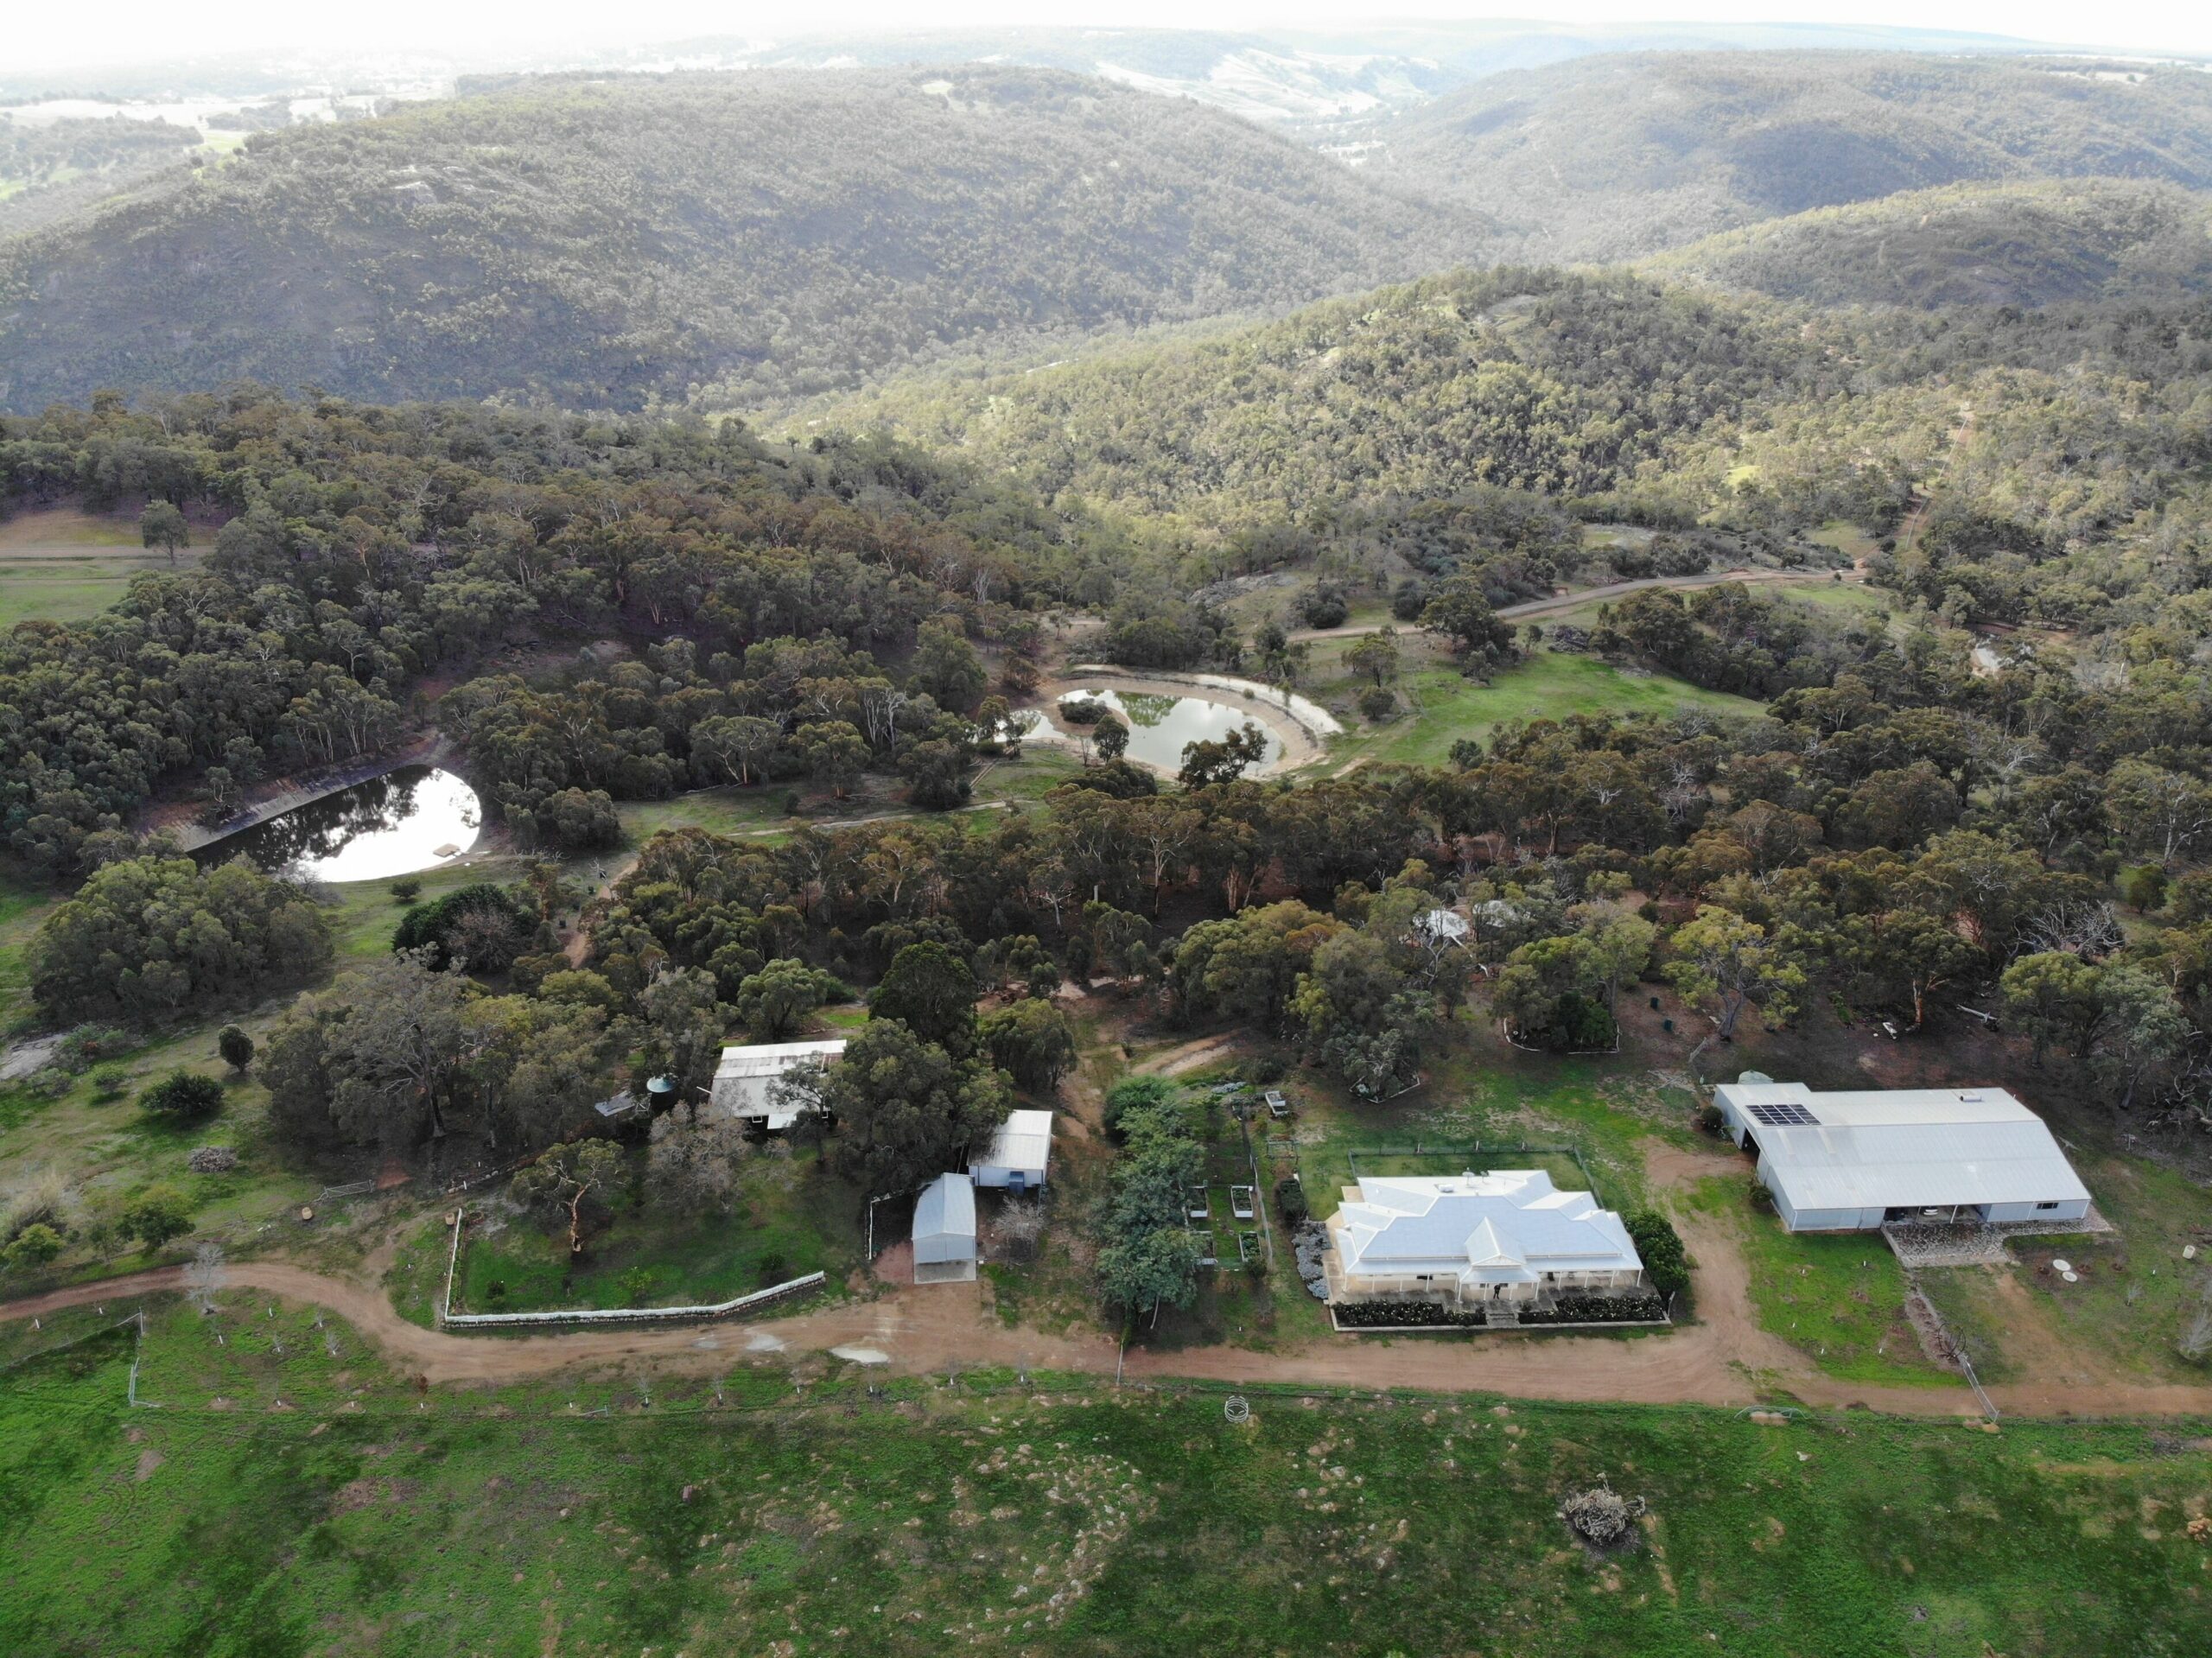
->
[912,1172,978,1284]
[970,1109,1053,1191]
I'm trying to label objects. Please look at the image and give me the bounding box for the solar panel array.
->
[1746,1101,1821,1128]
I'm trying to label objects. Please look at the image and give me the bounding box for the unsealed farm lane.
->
[6,1256,2208,1420]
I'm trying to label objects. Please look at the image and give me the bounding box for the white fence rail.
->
[439,1272,827,1330]
[437,1204,826,1329]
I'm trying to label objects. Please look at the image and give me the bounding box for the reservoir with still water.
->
[209,766,482,882]
[1049,687,1282,772]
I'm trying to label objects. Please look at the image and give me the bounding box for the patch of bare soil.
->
[8,1134,2212,1418]
[1137,1032,1248,1078]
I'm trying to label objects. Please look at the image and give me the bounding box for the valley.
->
[7,20,2212,1655]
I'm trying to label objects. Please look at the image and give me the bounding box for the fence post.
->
[440,1205,466,1326]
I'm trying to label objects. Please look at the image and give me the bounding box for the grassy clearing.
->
[0,507,198,627]
[1683,1176,1950,1387]
[6,1305,2212,1656]
[1271,1024,1698,1227]
[1319,645,1761,771]
[0,866,60,1035]
[1916,1151,2212,1386]
[440,1141,863,1317]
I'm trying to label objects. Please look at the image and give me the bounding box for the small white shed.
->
[970,1109,1053,1192]
[912,1172,978,1283]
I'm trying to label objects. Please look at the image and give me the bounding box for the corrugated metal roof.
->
[978,1109,1053,1172]
[1717,1083,2090,1210]
[1336,1171,1642,1280]
[913,1172,976,1253]
[713,1039,847,1081]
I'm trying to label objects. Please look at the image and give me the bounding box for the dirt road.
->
[10,1229,2209,1418]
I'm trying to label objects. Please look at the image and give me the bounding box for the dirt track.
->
[1287,569,1856,643]
[10,1219,2210,1419]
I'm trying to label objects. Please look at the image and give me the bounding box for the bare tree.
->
[2018,899,2124,962]
[184,1241,227,1313]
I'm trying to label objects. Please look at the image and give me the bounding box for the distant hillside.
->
[0,115,200,238]
[0,67,1481,413]
[1371,53,2212,262]
[1644,179,2212,308]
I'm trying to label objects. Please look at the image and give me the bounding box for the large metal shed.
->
[1712,1081,2092,1232]
[912,1172,978,1283]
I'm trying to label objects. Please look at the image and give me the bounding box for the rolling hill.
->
[1370,52,2212,262]
[809,265,1830,526]
[1643,178,2212,308]
[0,67,1484,413]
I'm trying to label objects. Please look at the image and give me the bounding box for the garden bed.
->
[1330,1293,1669,1332]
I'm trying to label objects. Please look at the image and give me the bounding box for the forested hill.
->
[815,262,2212,595]
[810,267,1845,525]
[1370,53,2212,263]
[1643,179,2212,309]
[0,67,1483,416]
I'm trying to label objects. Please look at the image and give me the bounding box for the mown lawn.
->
[1323,647,1761,771]
[5,1302,2211,1656]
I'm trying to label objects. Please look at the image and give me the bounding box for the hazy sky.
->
[12,1,2211,75]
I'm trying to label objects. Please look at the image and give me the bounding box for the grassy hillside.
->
[7,1312,2212,1655]
[1646,178,2212,308]
[1372,52,2212,262]
[0,67,1484,414]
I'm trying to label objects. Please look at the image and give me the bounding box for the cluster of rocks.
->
[1291,1222,1330,1300]
[187,1146,238,1174]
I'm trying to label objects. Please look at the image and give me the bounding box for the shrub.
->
[1695,1102,1725,1136]
[1520,1293,1669,1324]
[1103,1076,1179,1140]
[140,1070,224,1120]
[54,1025,133,1072]
[1295,581,1349,629]
[119,1185,195,1252]
[1623,1208,1688,1299]
[1275,1176,1310,1229]
[390,877,423,903]
[1390,576,1430,622]
[1750,1182,1777,1216]
[89,1066,130,1101]
[1357,687,1397,722]
[3,1223,64,1273]
[1059,696,1108,727]
[1334,1300,1488,1328]
[217,1026,255,1072]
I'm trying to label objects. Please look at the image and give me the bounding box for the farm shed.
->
[1712,1081,2092,1232]
[709,1039,846,1128]
[912,1172,978,1284]
[970,1109,1053,1191]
